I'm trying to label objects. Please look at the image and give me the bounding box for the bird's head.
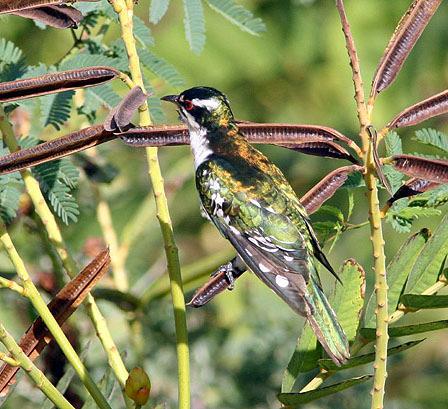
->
[161,86,234,131]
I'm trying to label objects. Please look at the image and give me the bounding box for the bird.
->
[161,86,350,365]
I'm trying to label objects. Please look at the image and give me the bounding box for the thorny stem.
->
[0,105,131,405]
[0,222,112,409]
[0,324,76,409]
[335,2,389,408]
[111,1,191,408]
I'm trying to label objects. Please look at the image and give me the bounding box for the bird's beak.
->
[161,94,179,104]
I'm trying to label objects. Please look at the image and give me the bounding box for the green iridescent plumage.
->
[162,86,350,365]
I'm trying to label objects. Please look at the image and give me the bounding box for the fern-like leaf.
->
[183,0,206,54]
[384,132,404,193]
[0,172,23,224]
[414,128,448,154]
[40,91,74,130]
[139,48,185,87]
[32,159,80,225]
[0,39,27,82]
[85,83,121,110]
[149,0,171,24]
[134,16,154,47]
[207,0,266,35]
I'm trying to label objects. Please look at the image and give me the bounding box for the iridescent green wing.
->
[196,159,319,315]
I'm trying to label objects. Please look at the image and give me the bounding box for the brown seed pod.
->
[12,5,83,28]
[0,248,110,397]
[280,140,358,163]
[0,66,120,103]
[0,0,98,14]
[371,0,442,95]
[301,165,364,215]
[387,88,448,128]
[119,122,357,151]
[187,257,246,308]
[387,177,440,206]
[104,86,148,133]
[388,154,448,183]
[0,125,114,175]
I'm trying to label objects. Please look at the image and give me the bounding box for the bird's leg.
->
[187,257,247,307]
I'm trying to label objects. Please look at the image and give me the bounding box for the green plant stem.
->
[111,1,190,408]
[0,324,76,409]
[335,2,389,408]
[299,369,332,393]
[0,105,131,405]
[0,276,25,295]
[94,183,129,292]
[389,276,448,324]
[0,223,112,409]
[0,351,20,367]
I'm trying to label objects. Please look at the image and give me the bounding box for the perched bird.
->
[161,87,350,365]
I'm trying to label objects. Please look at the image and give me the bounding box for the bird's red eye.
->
[184,100,194,111]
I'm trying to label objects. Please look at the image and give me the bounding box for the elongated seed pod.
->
[187,257,247,308]
[0,66,120,102]
[0,125,115,175]
[0,248,110,397]
[389,154,448,183]
[0,0,98,14]
[187,164,365,307]
[12,5,83,29]
[371,0,442,95]
[301,165,364,215]
[387,177,440,206]
[387,88,448,128]
[104,86,147,132]
[119,123,355,148]
[281,140,358,163]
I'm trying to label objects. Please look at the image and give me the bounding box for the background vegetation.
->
[0,1,447,408]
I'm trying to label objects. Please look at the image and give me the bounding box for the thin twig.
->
[335,0,369,137]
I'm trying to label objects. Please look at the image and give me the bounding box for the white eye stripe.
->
[191,97,220,111]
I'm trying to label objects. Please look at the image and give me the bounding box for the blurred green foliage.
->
[0,1,447,408]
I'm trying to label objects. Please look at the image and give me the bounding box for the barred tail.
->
[306,275,350,365]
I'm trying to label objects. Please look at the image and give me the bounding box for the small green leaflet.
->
[207,0,266,35]
[134,16,154,47]
[40,91,75,131]
[183,0,206,54]
[139,48,185,87]
[281,323,320,393]
[414,128,448,154]
[404,212,448,294]
[400,294,448,309]
[149,0,171,24]
[278,375,372,407]
[360,320,448,341]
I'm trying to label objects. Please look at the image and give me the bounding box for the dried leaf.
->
[12,5,83,29]
[104,86,147,133]
[388,89,448,128]
[300,165,364,215]
[0,125,114,175]
[371,0,442,95]
[387,177,440,206]
[0,248,110,397]
[388,154,448,183]
[0,66,119,102]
